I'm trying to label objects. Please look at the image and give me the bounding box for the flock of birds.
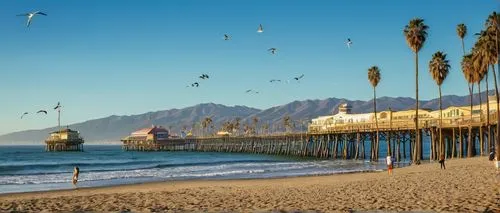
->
[187,22,354,94]
[15,11,355,114]
[20,102,61,119]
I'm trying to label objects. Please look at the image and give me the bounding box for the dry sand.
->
[0,157,499,212]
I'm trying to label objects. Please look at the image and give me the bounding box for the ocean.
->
[0,145,410,194]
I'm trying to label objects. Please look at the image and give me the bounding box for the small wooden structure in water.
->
[45,128,84,152]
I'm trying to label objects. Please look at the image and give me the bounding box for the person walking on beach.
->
[439,154,446,169]
[386,155,393,175]
[72,166,80,186]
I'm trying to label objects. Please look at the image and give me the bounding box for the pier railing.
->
[308,114,497,134]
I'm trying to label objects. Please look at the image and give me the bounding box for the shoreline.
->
[0,167,385,198]
[1,157,498,212]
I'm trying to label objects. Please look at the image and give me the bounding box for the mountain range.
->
[0,91,492,144]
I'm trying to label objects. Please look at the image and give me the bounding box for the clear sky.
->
[0,0,498,135]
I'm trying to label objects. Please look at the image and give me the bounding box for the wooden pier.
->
[121,115,497,162]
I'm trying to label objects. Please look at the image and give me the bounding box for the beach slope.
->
[1,157,498,212]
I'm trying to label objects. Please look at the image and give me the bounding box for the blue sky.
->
[0,0,498,135]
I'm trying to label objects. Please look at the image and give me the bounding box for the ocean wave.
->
[0,161,380,185]
[0,159,284,176]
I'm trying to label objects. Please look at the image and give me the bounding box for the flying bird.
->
[224,34,231,40]
[245,89,259,94]
[346,38,353,49]
[54,102,61,110]
[17,11,47,28]
[294,74,304,81]
[199,74,209,79]
[21,112,29,119]
[37,110,48,114]
[268,48,277,55]
[191,82,199,87]
[257,24,263,33]
[270,79,281,83]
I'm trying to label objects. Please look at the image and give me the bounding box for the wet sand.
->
[1,157,498,212]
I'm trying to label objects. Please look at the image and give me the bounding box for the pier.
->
[121,115,497,162]
[122,99,500,162]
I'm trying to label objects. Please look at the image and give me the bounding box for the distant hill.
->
[0,91,492,144]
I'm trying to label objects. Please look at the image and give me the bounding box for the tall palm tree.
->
[474,56,487,156]
[404,18,429,162]
[262,123,270,135]
[462,54,475,157]
[429,51,451,159]
[202,117,213,136]
[252,116,259,135]
[457,24,467,55]
[368,66,382,159]
[485,12,500,161]
[283,115,292,133]
[233,117,241,135]
[475,26,500,155]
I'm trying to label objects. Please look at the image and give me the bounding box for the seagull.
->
[268,48,277,55]
[37,110,48,114]
[17,11,47,28]
[245,89,259,94]
[346,38,353,49]
[294,74,304,81]
[53,102,61,110]
[270,79,281,83]
[199,74,209,79]
[257,24,263,33]
[224,34,230,41]
[191,82,199,87]
[21,112,29,119]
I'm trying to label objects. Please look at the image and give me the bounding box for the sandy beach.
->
[0,157,498,212]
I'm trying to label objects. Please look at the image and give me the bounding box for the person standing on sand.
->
[386,155,393,175]
[72,166,80,186]
[439,154,446,169]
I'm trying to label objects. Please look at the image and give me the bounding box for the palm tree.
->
[252,116,259,135]
[429,51,451,159]
[486,12,499,82]
[474,27,499,154]
[474,57,487,156]
[233,118,241,135]
[485,12,500,161]
[262,123,270,135]
[462,54,475,157]
[283,115,292,133]
[202,117,213,136]
[457,23,467,55]
[368,66,382,159]
[404,18,429,162]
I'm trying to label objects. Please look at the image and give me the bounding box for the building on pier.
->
[45,128,84,151]
[121,125,181,151]
[309,98,500,132]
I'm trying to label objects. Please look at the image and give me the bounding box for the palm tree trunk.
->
[479,82,483,155]
[439,86,443,159]
[495,27,500,162]
[461,38,465,56]
[468,85,474,157]
[486,71,491,155]
[413,52,421,163]
[492,64,500,162]
[373,87,382,158]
